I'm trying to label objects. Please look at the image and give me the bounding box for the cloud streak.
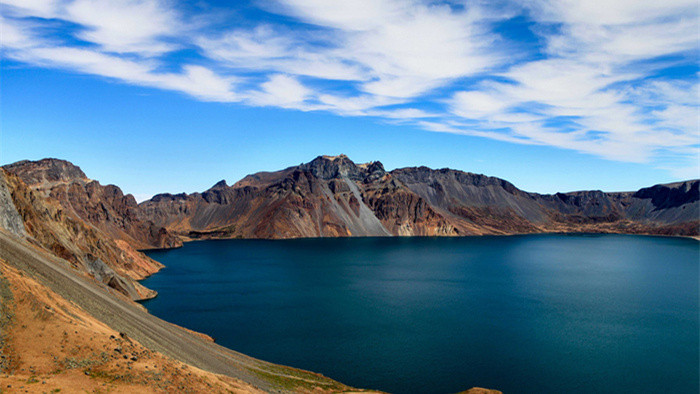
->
[1,0,698,176]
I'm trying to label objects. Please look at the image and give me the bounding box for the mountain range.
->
[6,155,699,247]
[0,154,695,393]
[2,155,697,300]
[141,154,698,240]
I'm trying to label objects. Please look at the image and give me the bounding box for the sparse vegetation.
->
[0,270,15,374]
[61,357,98,370]
[248,363,350,392]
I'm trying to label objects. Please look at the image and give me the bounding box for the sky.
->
[1,0,698,202]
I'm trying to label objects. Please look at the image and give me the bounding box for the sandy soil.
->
[0,263,264,393]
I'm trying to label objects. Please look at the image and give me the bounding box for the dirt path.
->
[0,230,358,393]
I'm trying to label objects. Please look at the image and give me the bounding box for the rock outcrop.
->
[139,154,699,239]
[0,173,27,238]
[0,169,161,300]
[3,158,181,249]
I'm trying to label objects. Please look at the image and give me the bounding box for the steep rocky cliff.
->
[140,154,699,239]
[0,169,162,300]
[3,159,181,249]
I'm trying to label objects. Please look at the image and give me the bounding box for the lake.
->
[142,234,699,393]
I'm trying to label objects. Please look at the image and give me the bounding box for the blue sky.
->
[1,0,698,201]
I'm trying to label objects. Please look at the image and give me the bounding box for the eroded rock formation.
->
[3,158,181,249]
[139,154,699,239]
[0,169,161,300]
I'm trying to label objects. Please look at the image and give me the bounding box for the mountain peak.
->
[3,158,89,187]
[300,154,385,181]
[321,154,348,160]
[210,179,228,189]
[301,155,358,180]
[358,160,385,172]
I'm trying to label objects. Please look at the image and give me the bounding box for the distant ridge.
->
[6,156,698,244]
[134,154,698,240]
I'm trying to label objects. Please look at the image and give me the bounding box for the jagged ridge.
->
[0,169,162,300]
[139,155,699,239]
[3,158,181,250]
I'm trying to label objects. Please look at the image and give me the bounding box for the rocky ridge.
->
[0,169,161,301]
[140,154,699,240]
[3,158,181,250]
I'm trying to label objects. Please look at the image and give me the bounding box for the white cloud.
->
[446,59,697,162]
[157,65,238,102]
[367,107,439,120]
[0,0,61,18]
[525,0,695,26]
[1,1,239,101]
[0,15,37,48]
[450,90,513,119]
[0,0,698,178]
[268,0,409,32]
[197,25,368,81]
[248,74,312,108]
[266,0,499,98]
[65,0,182,55]
[2,23,238,102]
[441,0,699,165]
[316,94,402,116]
[521,0,698,65]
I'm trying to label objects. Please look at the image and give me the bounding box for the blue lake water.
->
[142,234,699,393]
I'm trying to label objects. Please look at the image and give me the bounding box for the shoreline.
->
[0,230,382,393]
[138,230,700,252]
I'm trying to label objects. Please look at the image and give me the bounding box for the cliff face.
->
[0,169,162,300]
[3,159,181,250]
[140,155,468,238]
[139,155,699,239]
[142,156,385,238]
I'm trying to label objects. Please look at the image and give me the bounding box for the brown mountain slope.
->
[0,169,161,301]
[3,159,181,250]
[140,155,462,238]
[140,155,699,239]
[0,261,265,393]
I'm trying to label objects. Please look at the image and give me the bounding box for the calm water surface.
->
[143,234,699,393]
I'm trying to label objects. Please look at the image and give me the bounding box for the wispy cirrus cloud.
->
[443,0,699,168]
[271,0,500,98]
[1,13,239,102]
[197,25,369,81]
[1,0,698,177]
[64,0,183,55]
